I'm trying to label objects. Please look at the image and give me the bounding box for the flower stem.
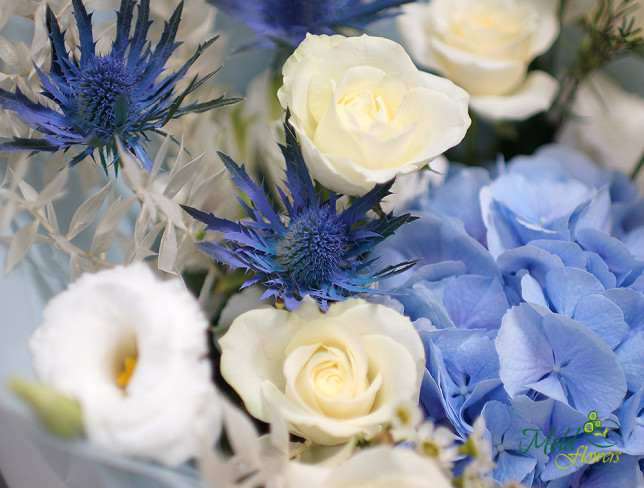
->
[630,150,644,180]
[548,0,644,130]
[464,111,479,165]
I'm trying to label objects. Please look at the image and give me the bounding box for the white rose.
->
[398,0,559,121]
[277,34,470,196]
[219,297,425,445]
[29,264,221,466]
[558,72,644,190]
[286,446,452,488]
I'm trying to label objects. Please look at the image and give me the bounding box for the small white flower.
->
[398,0,559,121]
[461,417,496,484]
[416,421,460,470]
[278,33,470,196]
[29,263,221,466]
[389,400,424,442]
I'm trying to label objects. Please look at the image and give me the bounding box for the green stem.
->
[630,150,644,180]
[545,0,569,73]
[464,111,479,166]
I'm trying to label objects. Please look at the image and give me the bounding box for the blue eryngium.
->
[182,124,418,310]
[0,0,238,170]
[207,0,413,48]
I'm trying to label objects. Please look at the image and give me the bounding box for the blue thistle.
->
[0,0,239,170]
[182,123,418,310]
[207,0,413,49]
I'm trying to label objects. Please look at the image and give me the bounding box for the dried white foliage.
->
[199,400,292,488]
[210,69,286,187]
[0,1,234,288]
[0,131,239,294]
[66,181,112,240]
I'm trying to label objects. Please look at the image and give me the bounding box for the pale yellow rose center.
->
[330,66,407,142]
[337,89,392,132]
[284,326,384,420]
[307,346,367,399]
[445,0,536,57]
[311,354,349,397]
[311,65,436,171]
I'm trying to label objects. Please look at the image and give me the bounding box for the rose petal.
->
[470,71,558,121]
[219,307,304,420]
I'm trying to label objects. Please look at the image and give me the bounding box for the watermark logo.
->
[519,411,621,470]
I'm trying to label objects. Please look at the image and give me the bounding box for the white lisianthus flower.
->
[558,72,644,189]
[277,34,470,196]
[29,264,221,466]
[219,297,425,445]
[286,446,452,488]
[398,0,559,122]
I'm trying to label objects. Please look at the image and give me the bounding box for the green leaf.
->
[8,377,83,438]
[173,95,243,118]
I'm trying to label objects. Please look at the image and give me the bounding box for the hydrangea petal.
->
[496,304,554,398]
[541,313,627,416]
[572,294,629,348]
[544,267,604,317]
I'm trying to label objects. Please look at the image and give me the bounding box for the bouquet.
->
[0,0,642,487]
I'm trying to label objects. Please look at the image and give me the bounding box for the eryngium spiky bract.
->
[0,0,238,170]
[182,124,418,310]
[207,0,413,48]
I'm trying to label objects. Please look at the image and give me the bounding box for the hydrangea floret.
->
[0,0,238,170]
[206,0,413,49]
[182,124,418,309]
[374,144,644,486]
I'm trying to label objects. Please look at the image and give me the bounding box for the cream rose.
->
[219,297,425,445]
[557,72,644,190]
[277,34,470,196]
[398,0,559,121]
[286,446,452,488]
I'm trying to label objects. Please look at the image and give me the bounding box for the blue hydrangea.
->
[182,124,417,310]
[373,144,644,485]
[481,401,549,485]
[417,326,507,438]
[497,303,627,417]
[0,0,237,170]
[207,0,412,48]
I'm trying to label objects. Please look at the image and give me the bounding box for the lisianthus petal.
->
[29,264,221,466]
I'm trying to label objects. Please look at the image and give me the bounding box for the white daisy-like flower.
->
[29,263,221,466]
[389,400,424,442]
[415,421,459,470]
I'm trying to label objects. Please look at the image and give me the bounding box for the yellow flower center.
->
[116,355,137,388]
